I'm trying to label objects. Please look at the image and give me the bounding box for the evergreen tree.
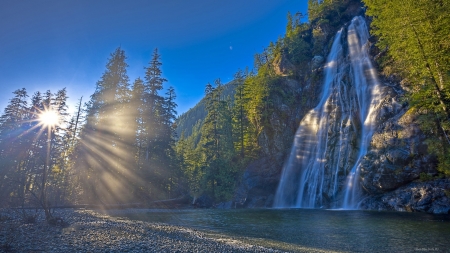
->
[74,47,135,204]
[0,88,70,219]
[46,88,69,208]
[130,78,146,170]
[134,48,174,200]
[0,88,29,207]
[232,69,248,157]
[162,86,178,197]
[197,79,236,200]
[143,48,167,164]
[58,96,84,205]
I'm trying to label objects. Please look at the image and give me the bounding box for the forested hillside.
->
[175,81,236,139]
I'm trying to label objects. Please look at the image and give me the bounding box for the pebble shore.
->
[0,208,283,253]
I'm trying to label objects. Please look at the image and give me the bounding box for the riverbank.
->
[0,208,282,253]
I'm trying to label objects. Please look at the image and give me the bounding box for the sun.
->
[39,110,60,127]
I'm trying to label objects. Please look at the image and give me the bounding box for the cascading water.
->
[342,16,382,209]
[274,16,382,209]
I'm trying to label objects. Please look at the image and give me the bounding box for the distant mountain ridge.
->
[175,80,236,139]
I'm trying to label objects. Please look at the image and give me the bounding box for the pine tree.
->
[74,47,134,204]
[46,88,69,208]
[58,97,84,205]
[162,86,178,197]
[0,88,29,207]
[130,78,146,170]
[198,79,236,200]
[232,69,248,157]
[143,48,167,164]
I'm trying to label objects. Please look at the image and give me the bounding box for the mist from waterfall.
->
[274,16,382,209]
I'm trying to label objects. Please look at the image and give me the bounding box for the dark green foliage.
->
[176,80,238,201]
[232,69,248,158]
[419,172,433,182]
[176,102,207,139]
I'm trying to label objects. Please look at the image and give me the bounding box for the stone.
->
[273,53,295,76]
[360,179,450,214]
[311,55,324,69]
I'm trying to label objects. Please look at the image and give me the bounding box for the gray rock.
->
[360,179,450,214]
[311,55,324,69]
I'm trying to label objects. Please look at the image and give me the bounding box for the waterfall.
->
[341,16,382,209]
[274,16,382,209]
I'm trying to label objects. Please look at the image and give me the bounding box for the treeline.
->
[4,0,444,216]
[0,48,179,219]
[363,0,450,175]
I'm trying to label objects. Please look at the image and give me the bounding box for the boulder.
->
[360,179,450,214]
[311,55,324,69]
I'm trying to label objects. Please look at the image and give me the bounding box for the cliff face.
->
[233,17,450,214]
[357,79,450,214]
[233,77,322,208]
[360,87,436,195]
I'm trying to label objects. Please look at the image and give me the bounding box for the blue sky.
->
[0,0,308,116]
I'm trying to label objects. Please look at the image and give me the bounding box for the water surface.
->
[109,208,450,252]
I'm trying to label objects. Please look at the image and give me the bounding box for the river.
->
[107,208,450,252]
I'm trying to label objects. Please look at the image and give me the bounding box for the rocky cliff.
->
[232,17,450,214]
[357,78,450,214]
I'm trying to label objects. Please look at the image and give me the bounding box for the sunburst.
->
[39,109,60,128]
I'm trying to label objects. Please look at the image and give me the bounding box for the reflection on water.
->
[108,208,450,252]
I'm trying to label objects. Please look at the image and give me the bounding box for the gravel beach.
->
[0,208,284,253]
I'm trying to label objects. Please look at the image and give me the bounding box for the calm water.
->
[109,208,450,252]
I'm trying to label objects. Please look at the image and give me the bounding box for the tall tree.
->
[136,48,174,200]
[143,48,167,164]
[198,79,236,200]
[130,78,146,170]
[232,69,248,157]
[162,86,179,197]
[74,47,135,204]
[0,88,29,207]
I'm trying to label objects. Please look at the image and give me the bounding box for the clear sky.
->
[0,0,308,116]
